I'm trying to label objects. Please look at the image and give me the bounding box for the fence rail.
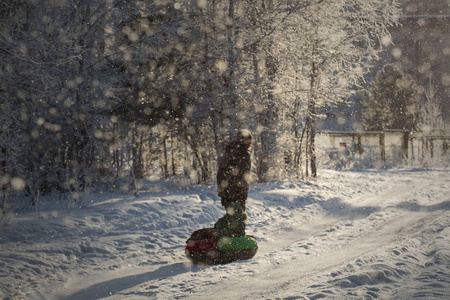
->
[317,130,450,165]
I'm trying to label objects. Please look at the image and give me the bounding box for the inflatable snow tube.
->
[185,235,258,265]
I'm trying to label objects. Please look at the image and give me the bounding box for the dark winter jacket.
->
[217,135,251,210]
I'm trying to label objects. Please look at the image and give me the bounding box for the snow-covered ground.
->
[1,169,449,299]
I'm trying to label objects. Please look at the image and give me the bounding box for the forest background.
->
[1,0,448,211]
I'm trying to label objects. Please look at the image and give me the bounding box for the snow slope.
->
[0,169,449,299]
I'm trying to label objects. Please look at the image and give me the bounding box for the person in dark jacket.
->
[217,129,252,211]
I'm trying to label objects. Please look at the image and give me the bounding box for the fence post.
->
[379,132,386,161]
[357,133,362,154]
[430,138,434,158]
[402,131,409,160]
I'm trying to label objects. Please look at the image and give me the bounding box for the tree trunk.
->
[295,121,307,179]
[226,0,238,131]
[162,135,169,179]
[132,126,144,179]
[1,146,7,211]
[171,132,177,176]
[307,60,319,178]
[256,0,278,183]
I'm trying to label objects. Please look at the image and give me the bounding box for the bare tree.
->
[416,78,448,134]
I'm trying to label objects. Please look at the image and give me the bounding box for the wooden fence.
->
[317,130,449,164]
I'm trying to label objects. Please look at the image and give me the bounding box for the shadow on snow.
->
[318,197,379,219]
[395,200,450,212]
[62,262,203,300]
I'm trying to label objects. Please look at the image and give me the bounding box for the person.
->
[217,129,252,212]
[186,201,248,243]
[213,201,247,237]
